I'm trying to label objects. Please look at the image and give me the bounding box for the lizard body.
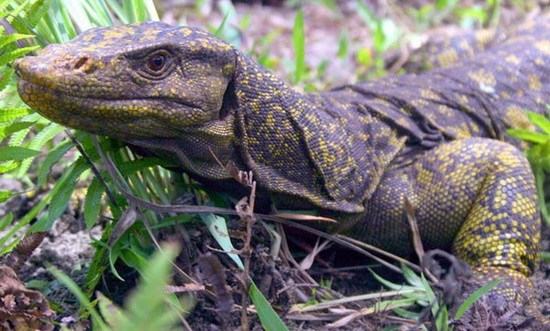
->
[15,17,550,306]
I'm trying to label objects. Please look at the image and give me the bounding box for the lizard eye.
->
[147,53,166,72]
[140,50,173,79]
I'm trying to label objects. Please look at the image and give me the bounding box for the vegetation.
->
[0,0,547,330]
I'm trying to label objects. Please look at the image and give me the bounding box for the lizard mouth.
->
[17,79,199,112]
[17,79,199,139]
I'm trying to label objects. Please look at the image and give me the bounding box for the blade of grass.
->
[49,266,109,330]
[454,279,500,319]
[0,146,39,161]
[249,281,289,331]
[201,213,244,269]
[292,9,305,84]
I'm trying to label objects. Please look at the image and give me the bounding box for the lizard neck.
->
[231,54,406,214]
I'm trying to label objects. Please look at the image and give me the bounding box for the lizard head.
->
[15,21,237,140]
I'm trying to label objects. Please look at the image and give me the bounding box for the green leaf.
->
[435,304,449,331]
[249,281,289,331]
[356,47,373,68]
[534,167,550,225]
[0,189,11,203]
[32,158,89,232]
[0,162,17,173]
[508,128,549,144]
[436,0,458,10]
[5,114,39,146]
[457,6,486,28]
[0,108,31,122]
[527,112,550,135]
[127,0,148,23]
[16,122,65,177]
[0,1,11,18]
[214,11,230,37]
[0,66,14,91]
[151,214,194,229]
[26,0,53,27]
[96,292,129,327]
[55,0,78,39]
[0,212,13,231]
[0,191,53,254]
[292,9,305,84]
[119,247,149,273]
[378,19,401,52]
[454,279,500,319]
[401,264,423,289]
[117,245,181,331]
[0,121,36,139]
[0,146,39,161]
[84,177,104,229]
[0,33,34,49]
[201,214,244,269]
[214,0,239,45]
[0,45,40,66]
[142,0,159,21]
[392,307,420,319]
[60,0,104,32]
[369,268,417,292]
[107,242,126,282]
[117,157,168,175]
[337,31,349,59]
[49,266,109,330]
[356,0,377,30]
[2,0,33,22]
[36,140,73,186]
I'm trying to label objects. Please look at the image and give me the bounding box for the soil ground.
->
[1,1,549,330]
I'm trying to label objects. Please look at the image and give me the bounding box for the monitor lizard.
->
[14,17,550,311]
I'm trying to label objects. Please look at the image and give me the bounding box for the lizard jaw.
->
[17,79,194,139]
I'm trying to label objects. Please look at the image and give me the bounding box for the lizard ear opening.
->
[219,76,236,120]
[219,53,239,121]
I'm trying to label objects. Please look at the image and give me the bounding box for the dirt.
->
[1,0,549,330]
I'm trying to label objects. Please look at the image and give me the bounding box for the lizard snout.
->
[12,57,38,81]
[13,58,23,78]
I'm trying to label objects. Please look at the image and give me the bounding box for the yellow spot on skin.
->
[535,40,550,55]
[475,29,495,48]
[505,54,521,65]
[455,124,472,139]
[468,69,496,87]
[528,74,542,90]
[103,29,129,40]
[437,49,459,67]
[504,106,535,131]
[180,27,192,37]
[420,89,438,100]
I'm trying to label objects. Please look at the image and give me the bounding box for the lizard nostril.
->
[74,57,89,70]
[73,56,95,73]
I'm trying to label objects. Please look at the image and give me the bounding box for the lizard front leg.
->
[358,138,540,305]
[412,138,540,304]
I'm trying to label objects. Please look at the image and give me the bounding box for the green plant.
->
[508,111,550,225]
[292,9,306,84]
[0,1,290,329]
[2,2,546,330]
[411,0,501,29]
[369,265,500,330]
[51,244,183,331]
[0,0,173,286]
[355,1,401,78]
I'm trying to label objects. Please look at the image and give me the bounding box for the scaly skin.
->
[15,18,550,307]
